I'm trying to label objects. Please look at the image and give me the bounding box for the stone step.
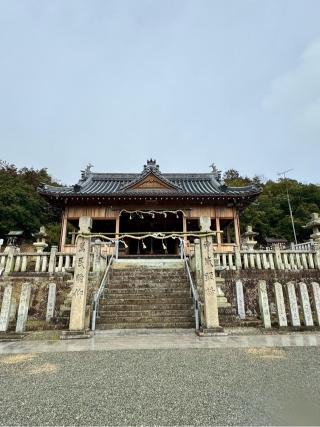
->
[100,296,192,304]
[110,274,188,283]
[97,262,193,329]
[99,307,193,319]
[105,286,190,296]
[108,282,189,289]
[110,272,187,278]
[104,289,191,300]
[99,308,194,321]
[100,303,192,311]
[97,321,195,329]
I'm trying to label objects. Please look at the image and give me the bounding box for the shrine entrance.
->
[119,211,184,256]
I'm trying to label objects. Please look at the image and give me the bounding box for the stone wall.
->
[221,269,320,318]
[0,272,101,331]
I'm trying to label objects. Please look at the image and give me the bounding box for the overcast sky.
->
[0,0,319,185]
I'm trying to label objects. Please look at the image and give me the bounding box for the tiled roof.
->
[38,160,262,199]
[39,173,261,198]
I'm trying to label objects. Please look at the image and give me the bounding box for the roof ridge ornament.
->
[81,163,94,180]
[209,163,222,184]
[143,159,160,173]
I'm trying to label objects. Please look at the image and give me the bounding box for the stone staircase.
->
[96,259,195,329]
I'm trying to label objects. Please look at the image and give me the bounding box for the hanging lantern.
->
[152,212,155,218]
[176,213,179,219]
[142,240,147,249]
[163,212,167,218]
[141,214,144,219]
[162,240,167,250]
[129,214,132,220]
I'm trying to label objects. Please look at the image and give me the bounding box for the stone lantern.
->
[33,226,48,253]
[243,225,258,251]
[304,213,320,247]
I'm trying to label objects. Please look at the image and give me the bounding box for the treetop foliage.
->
[223,170,320,243]
[0,160,61,244]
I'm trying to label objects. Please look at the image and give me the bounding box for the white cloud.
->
[263,39,320,145]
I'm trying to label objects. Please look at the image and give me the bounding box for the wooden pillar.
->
[60,211,68,251]
[216,218,222,245]
[234,210,241,246]
[115,213,120,237]
[183,215,187,250]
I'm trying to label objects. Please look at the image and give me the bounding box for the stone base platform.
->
[196,326,226,337]
[60,330,92,340]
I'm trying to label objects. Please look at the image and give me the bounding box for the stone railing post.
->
[274,245,284,270]
[314,244,320,270]
[4,246,16,276]
[199,216,222,333]
[234,246,242,270]
[69,216,92,332]
[48,245,58,274]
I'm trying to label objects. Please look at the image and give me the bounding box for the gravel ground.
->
[0,347,319,426]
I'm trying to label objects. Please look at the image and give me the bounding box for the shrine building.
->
[39,159,261,255]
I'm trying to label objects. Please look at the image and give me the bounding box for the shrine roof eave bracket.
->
[40,191,261,210]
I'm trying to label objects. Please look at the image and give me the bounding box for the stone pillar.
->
[236,280,245,319]
[274,282,287,327]
[311,282,320,326]
[69,216,92,331]
[199,216,221,331]
[93,240,102,273]
[16,282,32,333]
[298,282,314,327]
[48,246,58,274]
[46,283,56,322]
[9,297,17,322]
[194,239,203,295]
[0,284,13,332]
[274,245,284,270]
[287,282,301,327]
[258,280,271,328]
[4,246,16,276]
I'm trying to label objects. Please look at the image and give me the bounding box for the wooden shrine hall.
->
[39,159,261,256]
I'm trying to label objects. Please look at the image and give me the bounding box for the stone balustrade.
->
[215,247,320,271]
[1,244,320,275]
[1,246,107,275]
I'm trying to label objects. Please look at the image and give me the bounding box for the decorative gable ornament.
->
[122,159,182,192]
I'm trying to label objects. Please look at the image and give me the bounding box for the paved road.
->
[0,335,320,425]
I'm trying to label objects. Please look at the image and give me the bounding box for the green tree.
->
[223,169,320,244]
[0,160,61,245]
